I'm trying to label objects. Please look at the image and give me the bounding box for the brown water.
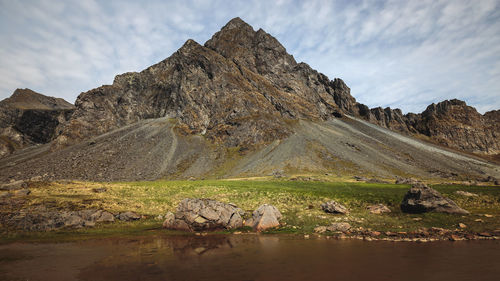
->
[1,235,499,281]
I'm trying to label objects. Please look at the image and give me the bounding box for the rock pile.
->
[4,209,116,231]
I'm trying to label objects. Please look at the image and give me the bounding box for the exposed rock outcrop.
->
[2,209,115,231]
[401,183,469,214]
[162,198,244,231]
[361,99,500,156]
[0,89,74,157]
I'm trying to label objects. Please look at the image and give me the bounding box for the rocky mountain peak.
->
[4,88,74,110]
[0,89,74,157]
[220,17,254,32]
[204,17,296,76]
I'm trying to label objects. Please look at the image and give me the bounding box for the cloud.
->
[0,0,499,113]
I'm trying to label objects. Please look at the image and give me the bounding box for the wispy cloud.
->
[0,0,498,113]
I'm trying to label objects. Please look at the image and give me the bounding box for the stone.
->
[400,183,469,214]
[96,211,115,222]
[366,204,391,214]
[314,226,327,233]
[163,198,244,232]
[0,180,28,191]
[13,189,31,196]
[245,204,282,231]
[326,223,351,232]
[271,170,286,179]
[455,191,478,197]
[116,211,141,221]
[162,212,175,228]
[321,201,349,214]
[395,177,420,185]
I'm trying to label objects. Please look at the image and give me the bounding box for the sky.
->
[0,0,499,114]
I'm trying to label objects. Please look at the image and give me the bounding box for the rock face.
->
[163,198,244,231]
[52,17,358,150]
[321,201,349,214]
[245,204,282,231]
[362,99,500,156]
[0,89,74,157]
[401,183,469,214]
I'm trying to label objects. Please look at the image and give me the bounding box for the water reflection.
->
[1,235,500,281]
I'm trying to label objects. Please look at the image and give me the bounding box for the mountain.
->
[52,18,357,150]
[0,18,498,182]
[0,88,74,157]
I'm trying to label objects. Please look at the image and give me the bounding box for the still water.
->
[1,234,499,281]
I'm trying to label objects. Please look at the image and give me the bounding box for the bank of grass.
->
[3,179,500,242]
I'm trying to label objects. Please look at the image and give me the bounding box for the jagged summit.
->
[205,17,297,77]
[220,17,254,31]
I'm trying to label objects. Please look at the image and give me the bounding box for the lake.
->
[1,234,499,281]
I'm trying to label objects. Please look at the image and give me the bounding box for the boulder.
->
[321,201,349,214]
[326,222,351,232]
[455,191,478,197]
[401,183,469,214]
[13,189,31,196]
[92,187,107,193]
[116,211,141,221]
[162,212,175,228]
[367,204,391,214]
[245,204,282,231]
[395,177,420,185]
[162,198,244,231]
[314,226,327,233]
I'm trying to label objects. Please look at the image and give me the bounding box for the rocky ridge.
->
[0,89,74,157]
[51,17,499,157]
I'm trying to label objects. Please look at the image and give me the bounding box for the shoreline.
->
[1,179,499,244]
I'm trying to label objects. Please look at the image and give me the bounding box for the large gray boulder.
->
[245,204,282,231]
[163,198,244,231]
[321,201,349,214]
[401,183,469,214]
